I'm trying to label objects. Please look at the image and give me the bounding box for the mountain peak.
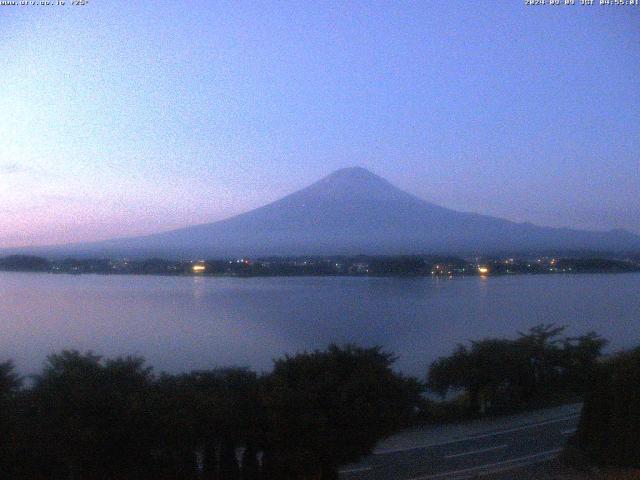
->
[326,166,379,180]
[322,167,390,186]
[304,166,400,200]
[319,166,391,187]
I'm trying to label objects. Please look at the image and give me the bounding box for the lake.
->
[1,272,639,378]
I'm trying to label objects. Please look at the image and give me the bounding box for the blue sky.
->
[1,1,638,247]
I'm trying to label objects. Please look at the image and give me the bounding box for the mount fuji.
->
[15,167,640,257]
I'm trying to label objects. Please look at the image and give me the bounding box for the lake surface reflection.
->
[1,272,639,377]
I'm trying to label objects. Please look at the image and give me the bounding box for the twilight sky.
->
[1,1,638,248]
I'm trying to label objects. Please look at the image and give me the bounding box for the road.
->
[339,404,581,480]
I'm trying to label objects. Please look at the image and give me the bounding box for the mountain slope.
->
[17,167,640,257]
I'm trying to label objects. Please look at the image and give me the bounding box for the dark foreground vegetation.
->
[1,253,639,277]
[0,345,421,480]
[426,325,607,417]
[576,347,640,468]
[0,325,629,479]
[428,327,640,473]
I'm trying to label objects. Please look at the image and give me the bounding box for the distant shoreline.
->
[1,253,638,278]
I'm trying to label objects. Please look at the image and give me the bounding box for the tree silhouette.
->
[29,351,156,480]
[262,344,422,479]
[578,347,640,467]
[152,367,262,480]
[2,345,422,479]
[0,361,21,476]
[428,325,607,415]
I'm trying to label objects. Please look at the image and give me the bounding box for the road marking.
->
[561,428,577,435]
[375,413,579,455]
[409,448,562,480]
[444,444,507,459]
[339,466,372,474]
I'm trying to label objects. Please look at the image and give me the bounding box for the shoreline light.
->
[192,264,206,273]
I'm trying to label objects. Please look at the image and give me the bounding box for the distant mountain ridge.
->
[7,167,640,257]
